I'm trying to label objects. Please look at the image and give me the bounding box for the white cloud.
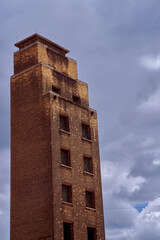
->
[102,134,147,197]
[140,55,160,70]
[138,89,160,112]
[102,159,146,197]
[153,159,160,166]
[102,131,160,240]
[131,198,160,240]
[105,198,160,240]
[137,198,160,222]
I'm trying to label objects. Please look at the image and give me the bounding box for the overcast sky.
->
[1,0,160,239]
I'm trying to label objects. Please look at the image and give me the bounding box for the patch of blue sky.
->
[132,203,148,212]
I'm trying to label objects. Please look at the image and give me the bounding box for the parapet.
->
[15,33,69,57]
[14,34,77,79]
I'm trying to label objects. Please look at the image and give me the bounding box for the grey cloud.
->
[102,132,160,203]
[0,149,10,191]
[0,149,10,240]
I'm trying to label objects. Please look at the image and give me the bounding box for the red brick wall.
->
[11,36,105,240]
[11,65,53,240]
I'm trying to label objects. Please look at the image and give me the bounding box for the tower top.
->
[15,33,69,56]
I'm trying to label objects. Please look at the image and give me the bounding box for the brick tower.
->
[11,34,105,240]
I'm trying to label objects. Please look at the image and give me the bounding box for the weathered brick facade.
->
[11,34,105,240]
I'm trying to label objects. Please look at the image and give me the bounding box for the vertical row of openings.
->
[62,184,72,203]
[82,123,91,140]
[85,191,95,209]
[63,222,74,240]
[52,85,60,94]
[87,227,97,240]
[61,148,71,166]
[60,115,69,132]
[84,156,93,174]
[72,95,80,104]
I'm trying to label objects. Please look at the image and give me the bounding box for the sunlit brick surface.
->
[11,34,105,240]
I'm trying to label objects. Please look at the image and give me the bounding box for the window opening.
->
[60,115,69,132]
[61,149,71,166]
[73,95,80,104]
[84,156,93,173]
[63,222,73,240]
[52,85,60,94]
[87,227,97,240]
[62,184,72,203]
[85,191,95,208]
[82,123,91,140]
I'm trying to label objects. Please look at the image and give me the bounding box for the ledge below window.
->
[62,201,73,206]
[82,137,92,143]
[83,171,94,176]
[60,164,72,169]
[60,129,71,135]
[86,207,96,211]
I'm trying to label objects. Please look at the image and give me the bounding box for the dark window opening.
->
[61,149,71,166]
[73,95,80,104]
[63,222,73,240]
[82,123,91,140]
[62,184,72,203]
[60,115,69,132]
[84,156,93,173]
[87,227,97,240]
[85,191,95,209]
[52,85,60,94]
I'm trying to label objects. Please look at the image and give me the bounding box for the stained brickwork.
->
[11,34,105,240]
